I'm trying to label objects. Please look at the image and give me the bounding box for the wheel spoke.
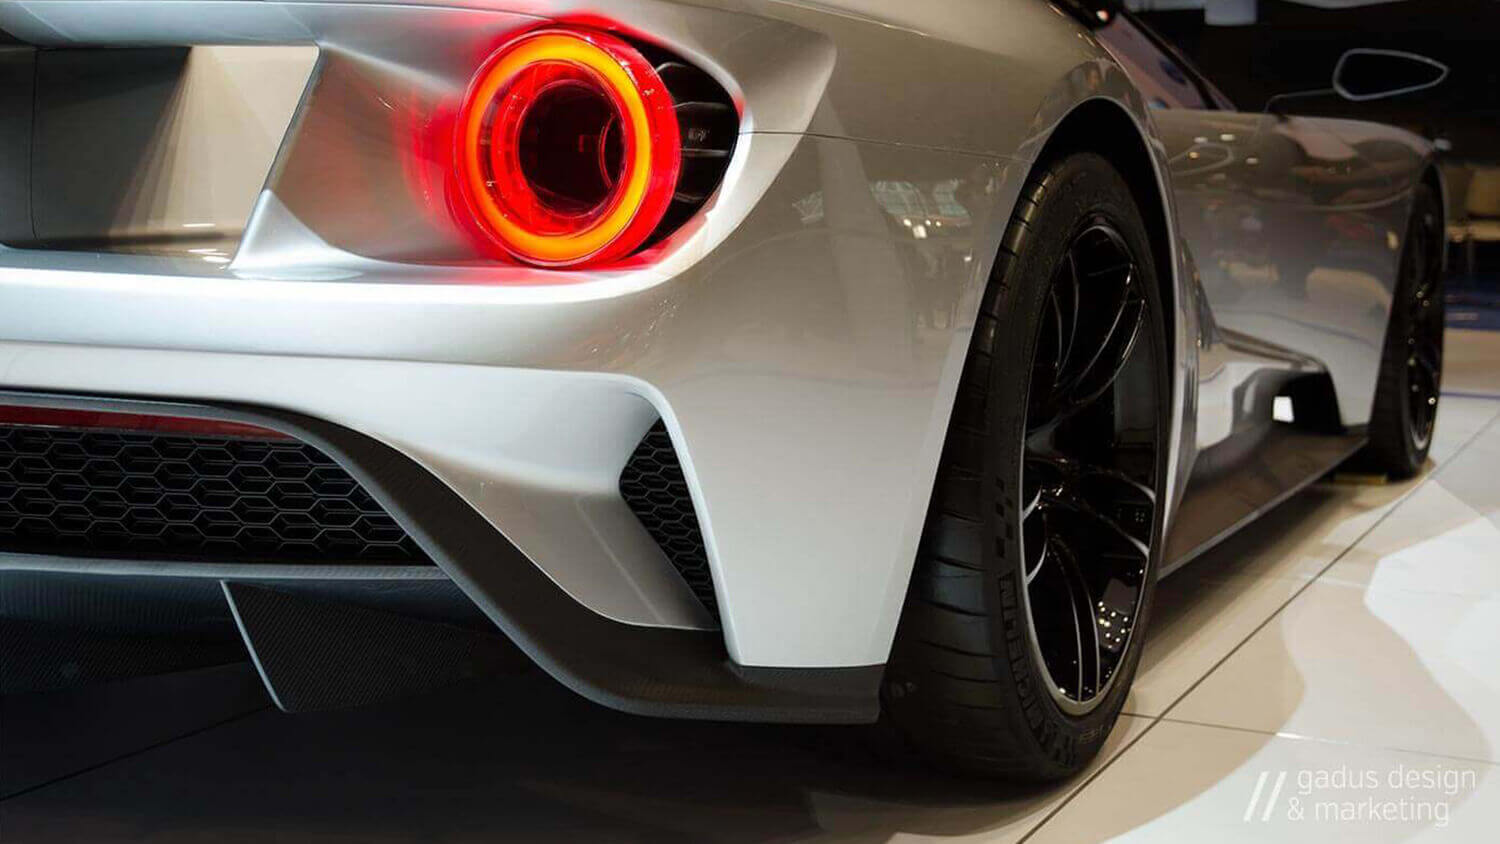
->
[1064,296,1144,412]
[1022,456,1153,704]
[1045,495,1150,565]
[1021,482,1043,521]
[1023,507,1048,584]
[1067,594,1086,700]
[1024,452,1157,504]
[1028,226,1146,430]
[1054,268,1133,397]
[1025,527,1049,585]
[1056,250,1082,378]
[1047,533,1101,701]
[1024,453,1157,548]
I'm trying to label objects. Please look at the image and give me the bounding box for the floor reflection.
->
[0,662,1113,843]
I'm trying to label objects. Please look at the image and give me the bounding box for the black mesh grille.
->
[0,425,427,565]
[619,422,717,618]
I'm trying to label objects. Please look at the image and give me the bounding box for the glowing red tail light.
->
[455,28,682,268]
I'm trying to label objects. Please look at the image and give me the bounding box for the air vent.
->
[648,53,738,242]
[619,421,718,619]
[0,424,428,565]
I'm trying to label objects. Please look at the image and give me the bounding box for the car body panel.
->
[0,0,1180,672]
[0,0,1436,690]
[1154,108,1418,433]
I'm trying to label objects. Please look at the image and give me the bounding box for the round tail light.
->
[455,28,682,268]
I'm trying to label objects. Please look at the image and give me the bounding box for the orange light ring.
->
[485,64,629,236]
[456,28,681,267]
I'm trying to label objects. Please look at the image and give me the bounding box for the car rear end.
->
[0,0,1079,720]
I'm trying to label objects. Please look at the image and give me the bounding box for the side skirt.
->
[1162,427,1366,577]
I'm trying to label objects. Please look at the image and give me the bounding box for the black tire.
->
[880,152,1169,780]
[1361,183,1445,479]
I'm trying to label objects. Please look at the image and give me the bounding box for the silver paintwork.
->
[26,46,316,250]
[0,0,1435,670]
[1155,108,1421,434]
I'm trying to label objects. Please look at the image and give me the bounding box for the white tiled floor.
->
[2,333,1499,843]
[1125,391,1500,718]
[1026,339,1500,842]
[1026,721,1500,843]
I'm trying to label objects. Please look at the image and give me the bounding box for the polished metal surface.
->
[0,0,1438,676]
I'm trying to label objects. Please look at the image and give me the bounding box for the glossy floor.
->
[3,331,1499,842]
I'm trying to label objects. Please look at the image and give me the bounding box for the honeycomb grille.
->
[0,425,427,565]
[619,421,717,618]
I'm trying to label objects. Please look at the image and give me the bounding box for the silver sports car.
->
[0,0,1445,779]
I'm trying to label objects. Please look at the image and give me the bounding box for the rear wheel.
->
[881,152,1169,780]
[1362,183,1444,479]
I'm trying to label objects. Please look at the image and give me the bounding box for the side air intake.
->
[619,421,718,620]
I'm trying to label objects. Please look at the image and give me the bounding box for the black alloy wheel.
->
[882,152,1168,780]
[1363,182,1444,478]
[1021,221,1159,715]
[1403,198,1444,451]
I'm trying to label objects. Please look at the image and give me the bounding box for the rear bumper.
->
[0,126,1010,674]
[0,390,882,722]
[0,0,1021,679]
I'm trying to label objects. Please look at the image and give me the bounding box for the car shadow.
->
[0,658,1090,843]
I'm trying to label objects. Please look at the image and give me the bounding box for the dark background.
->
[1135,0,1499,160]
[1134,0,1500,283]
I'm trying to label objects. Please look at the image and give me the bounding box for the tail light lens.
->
[455,27,682,268]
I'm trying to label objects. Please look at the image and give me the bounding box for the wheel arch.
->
[1011,95,1193,517]
[1027,98,1180,376]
